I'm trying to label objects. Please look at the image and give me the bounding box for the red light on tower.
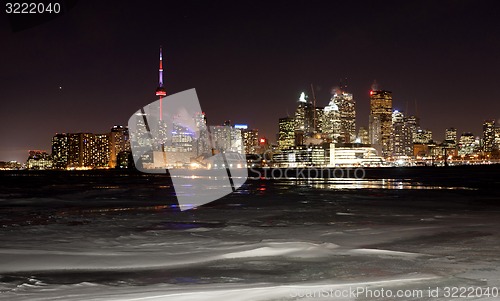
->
[369,90,373,96]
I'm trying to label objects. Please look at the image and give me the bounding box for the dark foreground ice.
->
[0,167,500,300]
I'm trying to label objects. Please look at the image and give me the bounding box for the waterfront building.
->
[369,89,392,157]
[482,120,495,152]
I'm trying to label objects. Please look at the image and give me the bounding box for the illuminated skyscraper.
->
[495,127,500,151]
[458,132,476,155]
[390,110,405,156]
[445,127,457,145]
[482,120,495,152]
[194,112,210,156]
[369,89,393,157]
[413,129,433,144]
[238,125,259,154]
[93,134,110,167]
[314,107,324,134]
[294,92,315,136]
[331,89,356,143]
[62,133,111,168]
[52,133,68,168]
[278,117,295,150]
[357,127,369,144]
[210,123,244,154]
[68,133,81,167]
[109,125,130,168]
[322,100,341,142]
[390,110,414,157]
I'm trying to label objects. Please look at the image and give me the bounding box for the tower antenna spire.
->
[155,46,167,120]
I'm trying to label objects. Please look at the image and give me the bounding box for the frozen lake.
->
[1,167,499,300]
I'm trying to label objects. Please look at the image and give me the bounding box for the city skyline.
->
[2,1,500,162]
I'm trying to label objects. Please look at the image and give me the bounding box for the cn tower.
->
[155,46,167,120]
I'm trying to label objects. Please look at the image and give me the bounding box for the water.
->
[1,167,500,300]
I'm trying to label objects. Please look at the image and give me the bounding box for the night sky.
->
[2,0,500,162]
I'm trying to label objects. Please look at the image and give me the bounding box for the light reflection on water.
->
[273,178,476,190]
[171,176,476,191]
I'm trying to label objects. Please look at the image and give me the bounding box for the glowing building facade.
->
[369,90,393,157]
[482,120,495,152]
[322,100,341,142]
[331,90,356,143]
[278,117,295,150]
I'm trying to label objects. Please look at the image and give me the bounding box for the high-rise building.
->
[278,117,295,150]
[109,125,130,168]
[322,100,341,142]
[172,122,195,153]
[369,89,393,157]
[495,127,500,151]
[458,132,476,155]
[357,127,369,144]
[482,120,495,152]
[68,133,82,167]
[445,128,457,146]
[63,133,111,168]
[390,110,404,156]
[405,115,420,142]
[294,92,315,136]
[331,89,356,143]
[93,134,110,167]
[238,125,259,154]
[390,110,414,157]
[210,123,244,154]
[194,112,210,156]
[314,107,324,134]
[52,134,68,169]
[413,129,433,144]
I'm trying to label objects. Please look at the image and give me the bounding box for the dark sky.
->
[2,0,500,162]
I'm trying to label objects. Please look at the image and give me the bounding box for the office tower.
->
[390,110,405,156]
[322,100,341,142]
[369,89,393,157]
[495,127,500,151]
[413,129,433,144]
[237,125,259,154]
[172,123,195,152]
[445,127,457,146]
[458,132,476,155]
[194,112,210,156]
[294,92,315,136]
[402,118,415,156]
[390,110,415,157]
[314,107,324,134]
[405,115,419,142]
[482,120,495,152]
[210,124,244,154]
[109,125,130,168]
[81,133,96,167]
[278,117,295,150]
[52,133,68,168]
[357,127,369,144]
[331,89,356,143]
